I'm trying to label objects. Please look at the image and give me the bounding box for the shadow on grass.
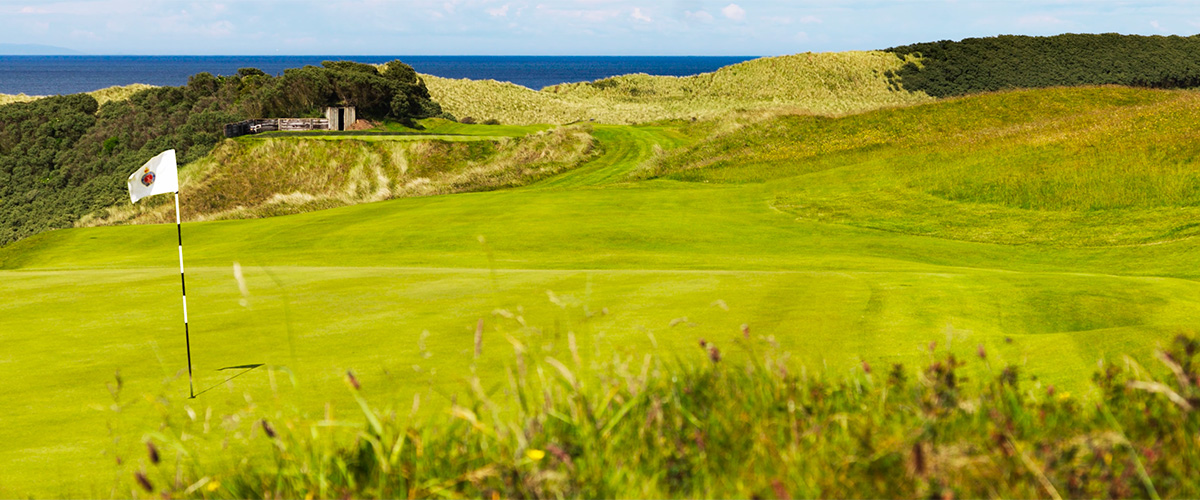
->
[192,363,264,398]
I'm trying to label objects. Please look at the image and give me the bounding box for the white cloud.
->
[487,3,510,17]
[685,10,713,22]
[799,15,821,24]
[1150,20,1166,32]
[721,3,744,21]
[631,7,650,22]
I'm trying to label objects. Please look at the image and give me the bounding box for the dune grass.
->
[0,83,155,107]
[424,51,932,125]
[7,86,1200,497]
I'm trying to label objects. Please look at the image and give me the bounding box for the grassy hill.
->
[646,86,1200,247]
[425,51,932,125]
[4,85,1200,496]
[82,123,594,226]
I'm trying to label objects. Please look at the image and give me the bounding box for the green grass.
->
[120,333,1200,499]
[6,86,1200,497]
[648,86,1200,246]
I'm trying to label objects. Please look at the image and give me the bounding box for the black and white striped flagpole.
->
[175,191,194,398]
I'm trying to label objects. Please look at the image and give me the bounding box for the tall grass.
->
[424,52,932,125]
[80,126,595,226]
[0,83,155,107]
[117,329,1200,499]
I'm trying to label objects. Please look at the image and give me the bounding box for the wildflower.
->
[698,338,707,348]
[525,449,545,461]
[545,443,573,468]
[977,344,987,360]
[207,481,221,492]
[261,419,276,439]
[346,370,360,391]
[709,346,721,363]
[911,442,926,476]
[135,471,154,493]
[862,360,871,373]
[771,479,791,500]
[146,441,159,465]
[741,323,750,339]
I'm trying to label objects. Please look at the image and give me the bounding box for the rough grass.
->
[0,83,156,106]
[645,86,1200,247]
[80,126,595,226]
[119,332,1200,499]
[424,51,932,125]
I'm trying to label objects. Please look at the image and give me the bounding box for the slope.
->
[648,86,1200,247]
[424,51,932,125]
[5,87,1200,497]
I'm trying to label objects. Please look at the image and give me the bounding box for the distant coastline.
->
[0,43,80,55]
[0,55,757,95]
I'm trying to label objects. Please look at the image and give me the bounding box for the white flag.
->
[127,149,179,203]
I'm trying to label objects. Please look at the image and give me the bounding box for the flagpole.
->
[175,191,194,398]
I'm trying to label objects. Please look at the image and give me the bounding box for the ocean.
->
[0,55,758,96]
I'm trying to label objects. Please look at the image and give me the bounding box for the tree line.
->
[886,33,1200,97]
[0,60,445,246]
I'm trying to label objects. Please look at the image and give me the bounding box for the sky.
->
[2,0,1199,55]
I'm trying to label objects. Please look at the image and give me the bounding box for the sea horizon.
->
[0,54,760,96]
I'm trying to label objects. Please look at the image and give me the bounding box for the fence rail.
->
[225,118,330,138]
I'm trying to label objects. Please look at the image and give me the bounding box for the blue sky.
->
[3,0,1199,55]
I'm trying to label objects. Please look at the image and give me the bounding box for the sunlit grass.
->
[424,51,932,125]
[646,86,1200,246]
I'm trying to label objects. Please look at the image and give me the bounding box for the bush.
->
[886,34,1200,97]
[0,59,447,245]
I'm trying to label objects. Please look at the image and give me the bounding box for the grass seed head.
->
[146,441,159,465]
[346,370,361,391]
[261,419,276,439]
[135,471,153,493]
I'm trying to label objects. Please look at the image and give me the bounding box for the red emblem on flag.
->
[141,171,155,187]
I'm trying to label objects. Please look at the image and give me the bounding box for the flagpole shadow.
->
[192,363,265,398]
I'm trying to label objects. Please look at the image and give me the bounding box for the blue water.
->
[0,55,758,95]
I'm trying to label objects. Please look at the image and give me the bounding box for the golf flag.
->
[126,148,195,397]
[127,149,178,203]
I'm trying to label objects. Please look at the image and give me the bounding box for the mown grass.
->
[117,330,1200,499]
[9,85,1200,497]
[424,51,932,125]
